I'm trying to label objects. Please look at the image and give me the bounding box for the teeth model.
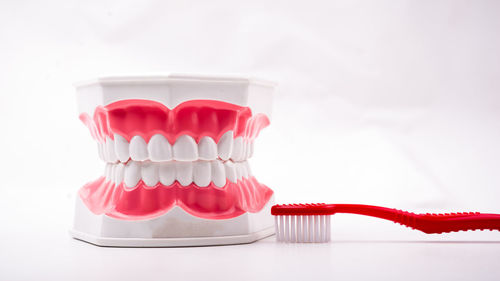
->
[70,74,276,247]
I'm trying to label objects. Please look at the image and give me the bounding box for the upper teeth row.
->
[98,131,254,163]
[104,160,252,188]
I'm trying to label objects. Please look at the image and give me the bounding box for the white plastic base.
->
[70,195,275,247]
[70,226,275,247]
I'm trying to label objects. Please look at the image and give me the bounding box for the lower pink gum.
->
[79,177,274,220]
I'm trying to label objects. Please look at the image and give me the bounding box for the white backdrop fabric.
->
[1,0,500,212]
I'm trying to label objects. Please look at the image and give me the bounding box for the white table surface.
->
[1,187,499,281]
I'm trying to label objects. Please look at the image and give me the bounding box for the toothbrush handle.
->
[332,204,500,234]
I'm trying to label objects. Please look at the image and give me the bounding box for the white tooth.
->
[193,161,211,187]
[114,163,125,185]
[242,140,249,160]
[224,161,237,183]
[235,162,243,181]
[242,139,248,160]
[173,135,198,161]
[217,131,233,160]
[248,141,254,158]
[198,137,217,160]
[211,161,226,187]
[141,161,159,187]
[104,163,111,180]
[124,161,141,188]
[114,134,130,162]
[102,142,108,162]
[109,164,116,182]
[244,161,252,177]
[102,141,110,162]
[159,162,176,186]
[245,140,253,160]
[105,136,118,163]
[231,137,244,161]
[129,136,149,161]
[176,162,193,186]
[148,134,172,161]
[97,142,105,162]
[240,162,249,179]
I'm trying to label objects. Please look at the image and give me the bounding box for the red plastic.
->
[271,203,500,234]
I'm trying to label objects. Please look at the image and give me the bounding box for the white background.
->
[1,0,500,280]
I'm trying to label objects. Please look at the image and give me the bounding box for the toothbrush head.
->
[271,204,334,243]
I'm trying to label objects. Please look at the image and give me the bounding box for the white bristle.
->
[284,216,290,241]
[326,215,331,242]
[314,215,320,242]
[279,215,284,241]
[276,217,280,242]
[304,216,309,242]
[321,215,327,242]
[308,215,313,242]
[297,216,302,242]
[275,215,331,243]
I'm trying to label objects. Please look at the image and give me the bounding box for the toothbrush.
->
[271,203,500,243]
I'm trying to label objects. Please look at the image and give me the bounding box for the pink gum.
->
[79,176,274,220]
[79,99,270,143]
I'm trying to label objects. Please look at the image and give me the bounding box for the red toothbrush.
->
[271,203,500,243]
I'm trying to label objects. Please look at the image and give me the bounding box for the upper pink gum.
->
[79,99,270,143]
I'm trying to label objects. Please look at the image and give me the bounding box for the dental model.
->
[70,74,276,247]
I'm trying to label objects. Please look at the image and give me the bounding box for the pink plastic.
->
[79,99,270,143]
[271,203,500,234]
[80,176,274,220]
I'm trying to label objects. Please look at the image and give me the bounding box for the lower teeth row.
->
[104,160,252,188]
